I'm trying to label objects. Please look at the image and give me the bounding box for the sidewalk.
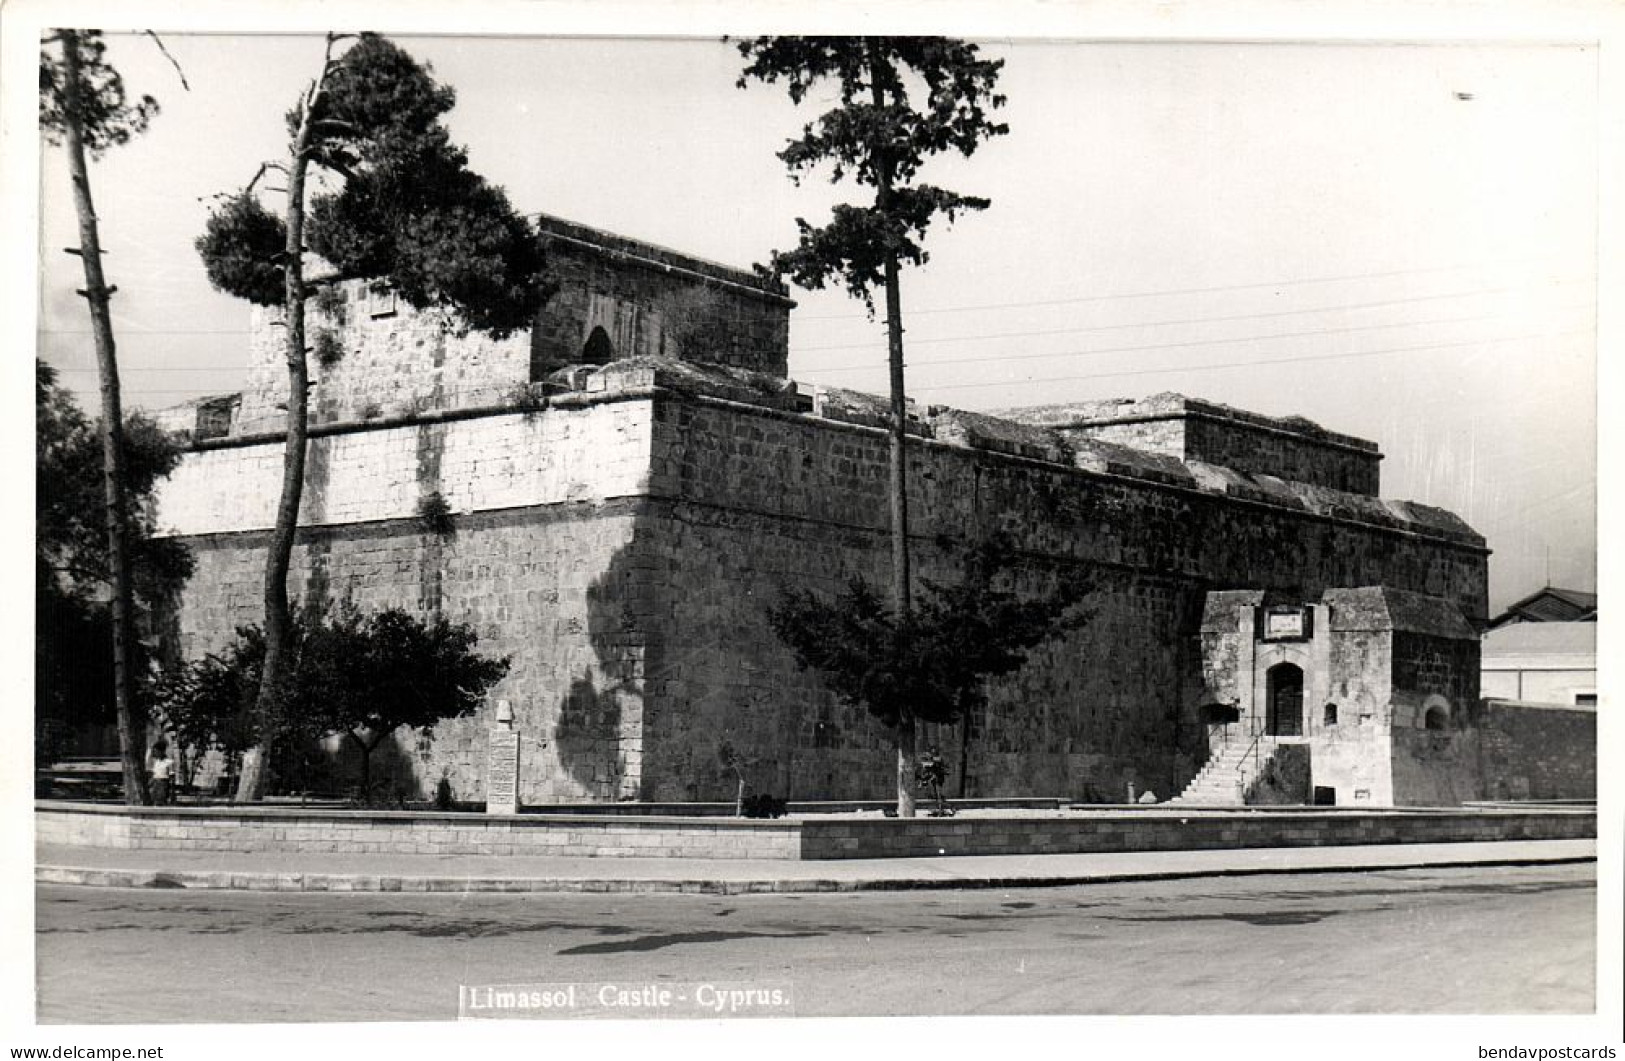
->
[36,837,1596,894]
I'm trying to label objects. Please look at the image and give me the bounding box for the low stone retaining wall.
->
[36,802,1594,861]
[797,809,1596,859]
[35,803,800,860]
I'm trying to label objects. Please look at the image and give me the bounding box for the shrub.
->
[740,793,788,819]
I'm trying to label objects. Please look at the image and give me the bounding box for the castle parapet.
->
[997,392,1383,495]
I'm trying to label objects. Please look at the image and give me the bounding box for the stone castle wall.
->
[157,396,658,805]
[224,214,791,439]
[1476,700,1596,801]
[153,366,1491,805]
[531,217,791,380]
[1004,393,1383,495]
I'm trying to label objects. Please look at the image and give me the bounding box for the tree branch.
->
[144,31,190,91]
[243,161,273,196]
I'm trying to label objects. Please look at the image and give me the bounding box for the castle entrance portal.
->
[1265,662,1304,737]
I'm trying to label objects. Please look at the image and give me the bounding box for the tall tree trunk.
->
[351,732,373,803]
[61,32,147,806]
[870,41,916,818]
[885,255,916,819]
[236,69,325,802]
[958,701,973,799]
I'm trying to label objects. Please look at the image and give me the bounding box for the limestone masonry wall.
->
[172,506,651,805]
[158,400,654,537]
[795,807,1594,859]
[229,216,790,437]
[1003,393,1383,495]
[633,392,1485,802]
[154,369,1490,805]
[531,218,790,380]
[1477,700,1596,801]
[36,804,1594,863]
[234,287,532,435]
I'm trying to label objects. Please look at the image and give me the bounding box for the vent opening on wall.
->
[1323,702,1338,726]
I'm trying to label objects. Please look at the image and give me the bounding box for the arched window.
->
[581,326,614,366]
[1323,702,1338,726]
[1424,705,1449,730]
[1265,662,1304,737]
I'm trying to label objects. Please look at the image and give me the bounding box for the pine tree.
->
[39,30,170,803]
[737,36,1007,815]
[195,33,545,800]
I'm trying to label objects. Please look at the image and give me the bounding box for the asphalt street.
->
[36,862,1595,1022]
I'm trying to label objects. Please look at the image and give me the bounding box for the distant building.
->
[1488,586,1596,629]
[1481,622,1597,707]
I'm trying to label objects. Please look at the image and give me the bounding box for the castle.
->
[151,213,1593,807]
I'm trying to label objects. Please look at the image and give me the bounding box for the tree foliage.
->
[35,363,193,763]
[736,36,1007,307]
[153,607,510,799]
[148,625,268,788]
[39,30,158,154]
[196,194,288,307]
[767,541,1091,734]
[36,363,192,600]
[196,33,545,338]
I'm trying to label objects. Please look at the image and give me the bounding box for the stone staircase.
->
[1171,733,1282,805]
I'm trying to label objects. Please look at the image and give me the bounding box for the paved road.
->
[36,863,1595,1022]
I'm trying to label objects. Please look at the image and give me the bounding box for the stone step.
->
[1173,737,1284,805]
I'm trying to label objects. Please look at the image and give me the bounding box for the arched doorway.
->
[1265,662,1304,737]
[581,326,614,366]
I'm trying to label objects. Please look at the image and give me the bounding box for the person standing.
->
[148,740,174,806]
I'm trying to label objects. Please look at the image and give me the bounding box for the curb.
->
[36,853,1597,895]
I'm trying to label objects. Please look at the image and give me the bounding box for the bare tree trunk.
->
[347,731,373,803]
[886,253,915,820]
[61,32,147,807]
[869,42,915,819]
[958,704,972,799]
[236,52,331,802]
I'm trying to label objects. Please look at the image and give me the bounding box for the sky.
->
[29,27,1600,615]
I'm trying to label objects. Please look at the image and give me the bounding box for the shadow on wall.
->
[555,676,623,798]
[551,533,653,800]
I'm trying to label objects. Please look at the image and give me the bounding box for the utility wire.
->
[791,260,1593,321]
[797,280,1592,354]
[815,304,1596,374]
[897,330,1592,394]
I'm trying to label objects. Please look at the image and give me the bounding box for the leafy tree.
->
[36,362,192,772]
[154,607,509,802]
[149,625,267,793]
[738,36,1008,814]
[195,33,545,800]
[767,540,1089,804]
[39,29,178,803]
[305,607,511,800]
